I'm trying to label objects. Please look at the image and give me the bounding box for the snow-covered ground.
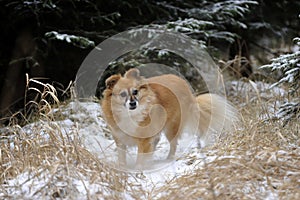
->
[0,100,218,199]
[0,80,298,199]
[0,97,242,199]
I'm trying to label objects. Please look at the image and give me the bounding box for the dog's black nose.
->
[129,101,137,110]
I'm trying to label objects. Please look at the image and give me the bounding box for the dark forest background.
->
[0,0,299,124]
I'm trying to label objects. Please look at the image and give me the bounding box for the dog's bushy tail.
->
[195,93,238,146]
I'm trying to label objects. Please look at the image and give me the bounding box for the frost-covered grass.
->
[0,80,299,199]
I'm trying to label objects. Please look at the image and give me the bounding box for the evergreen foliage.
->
[1,0,299,117]
[261,37,300,124]
[1,0,258,49]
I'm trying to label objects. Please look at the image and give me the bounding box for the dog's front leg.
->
[115,141,126,166]
[136,138,154,168]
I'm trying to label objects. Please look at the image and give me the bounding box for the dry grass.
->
[0,78,131,199]
[0,127,132,199]
[0,78,299,199]
[153,106,300,199]
[151,80,300,199]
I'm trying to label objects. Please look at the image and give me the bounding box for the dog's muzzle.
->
[129,100,137,110]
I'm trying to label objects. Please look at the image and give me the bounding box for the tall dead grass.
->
[0,76,299,199]
[150,80,300,199]
[0,77,131,199]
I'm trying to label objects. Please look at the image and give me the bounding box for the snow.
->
[0,100,220,199]
[44,31,95,48]
[1,169,113,200]
[157,49,169,57]
[1,79,292,199]
[227,80,289,121]
[229,80,287,98]
[265,191,278,200]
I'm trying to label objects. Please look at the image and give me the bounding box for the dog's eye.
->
[119,91,127,98]
[132,89,138,95]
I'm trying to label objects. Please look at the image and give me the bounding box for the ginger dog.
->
[101,68,236,166]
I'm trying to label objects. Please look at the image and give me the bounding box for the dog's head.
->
[104,68,149,111]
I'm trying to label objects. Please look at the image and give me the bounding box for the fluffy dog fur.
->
[101,68,237,167]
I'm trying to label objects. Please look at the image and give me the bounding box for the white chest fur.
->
[112,105,148,144]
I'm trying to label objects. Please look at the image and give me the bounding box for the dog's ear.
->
[124,68,141,80]
[138,78,150,91]
[105,74,121,89]
[138,83,149,91]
